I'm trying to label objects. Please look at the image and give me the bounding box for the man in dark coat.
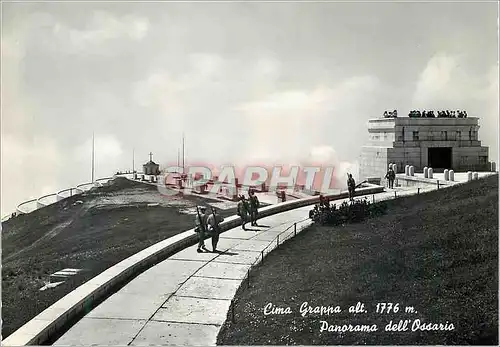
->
[237,195,250,230]
[347,174,356,201]
[248,190,260,226]
[385,167,396,189]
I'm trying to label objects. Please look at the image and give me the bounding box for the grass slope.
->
[218,174,499,345]
[2,178,237,338]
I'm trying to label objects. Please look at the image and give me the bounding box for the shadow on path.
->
[217,251,239,256]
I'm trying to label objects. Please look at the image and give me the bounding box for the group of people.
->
[237,190,260,230]
[383,110,398,118]
[408,110,468,118]
[409,110,434,117]
[194,205,225,253]
[194,190,261,253]
[437,110,468,118]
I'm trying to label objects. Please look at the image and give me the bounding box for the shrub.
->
[309,197,387,226]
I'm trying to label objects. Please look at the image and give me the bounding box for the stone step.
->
[49,268,83,283]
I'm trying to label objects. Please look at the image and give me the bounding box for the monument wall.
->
[360,117,490,180]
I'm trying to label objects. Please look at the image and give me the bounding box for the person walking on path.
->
[347,174,356,201]
[195,206,209,253]
[385,167,396,189]
[248,190,260,226]
[207,207,224,252]
[237,195,250,230]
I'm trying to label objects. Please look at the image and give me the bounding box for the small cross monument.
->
[143,151,160,175]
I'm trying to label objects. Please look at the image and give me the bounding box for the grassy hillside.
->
[218,174,499,345]
[2,178,237,338]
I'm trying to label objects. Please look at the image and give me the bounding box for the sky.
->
[1,1,499,216]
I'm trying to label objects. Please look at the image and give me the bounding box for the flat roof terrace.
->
[368,117,480,126]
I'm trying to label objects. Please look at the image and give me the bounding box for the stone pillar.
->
[467,171,472,181]
[409,166,415,176]
[444,169,449,181]
[150,176,154,183]
[449,170,454,181]
[423,167,428,178]
[133,173,137,180]
[428,168,433,179]
[141,174,145,181]
[473,172,479,180]
[491,162,497,172]
[405,165,410,176]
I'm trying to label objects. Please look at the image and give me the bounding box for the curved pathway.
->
[52,185,429,346]
[53,206,313,345]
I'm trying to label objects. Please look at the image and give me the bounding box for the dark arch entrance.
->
[428,147,452,170]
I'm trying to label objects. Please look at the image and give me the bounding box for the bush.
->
[309,197,387,226]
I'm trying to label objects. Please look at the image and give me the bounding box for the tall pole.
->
[132,148,135,173]
[182,133,185,174]
[91,132,95,182]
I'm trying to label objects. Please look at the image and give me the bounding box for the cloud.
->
[1,4,496,216]
[412,53,499,161]
[187,53,225,79]
[73,134,125,179]
[413,54,459,104]
[233,76,381,164]
[1,36,32,138]
[129,60,381,173]
[68,11,148,44]
[23,10,149,54]
[1,135,63,216]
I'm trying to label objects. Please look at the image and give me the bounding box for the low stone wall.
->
[36,193,58,209]
[10,177,121,220]
[396,175,454,188]
[15,198,38,215]
[56,188,75,201]
[3,184,383,346]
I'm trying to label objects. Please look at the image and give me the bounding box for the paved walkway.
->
[52,185,428,346]
[53,205,313,345]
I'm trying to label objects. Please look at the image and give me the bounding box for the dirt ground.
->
[218,174,498,345]
[1,177,243,338]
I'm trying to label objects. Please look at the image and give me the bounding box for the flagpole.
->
[182,133,185,175]
[91,132,95,182]
[132,148,135,173]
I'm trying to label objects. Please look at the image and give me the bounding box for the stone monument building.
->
[360,116,489,180]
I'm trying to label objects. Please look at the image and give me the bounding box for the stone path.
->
[52,185,428,346]
[53,206,313,346]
